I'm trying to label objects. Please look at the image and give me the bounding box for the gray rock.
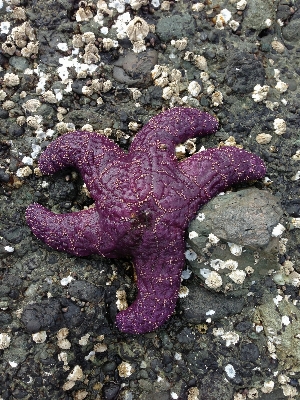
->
[187,188,283,293]
[156,13,195,42]
[199,372,234,400]
[9,56,30,71]
[68,280,105,302]
[188,188,282,249]
[282,17,300,43]
[225,52,265,94]
[180,281,245,324]
[113,49,158,88]
[242,0,276,32]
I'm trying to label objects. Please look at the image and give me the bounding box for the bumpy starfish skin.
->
[26,107,266,334]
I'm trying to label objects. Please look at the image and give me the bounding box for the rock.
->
[21,298,83,333]
[282,15,300,43]
[180,281,245,324]
[102,382,120,400]
[113,49,158,88]
[188,188,282,248]
[199,372,234,400]
[258,295,300,371]
[242,0,276,32]
[9,56,30,71]
[156,13,195,42]
[21,299,62,333]
[187,188,283,293]
[68,280,105,302]
[226,52,265,94]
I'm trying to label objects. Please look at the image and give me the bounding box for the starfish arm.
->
[25,204,104,257]
[130,107,218,157]
[115,235,185,334]
[179,146,266,209]
[38,131,124,194]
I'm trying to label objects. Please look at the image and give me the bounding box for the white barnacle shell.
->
[42,90,57,104]
[228,269,246,284]
[3,73,20,87]
[0,90,7,101]
[67,365,83,382]
[208,233,219,244]
[16,165,32,178]
[128,121,140,132]
[192,3,205,12]
[162,86,173,100]
[102,80,112,93]
[83,43,100,64]
[2,100,15,110]
[130,0,148,10]
[178,285,189,298]
[291,218,300,228]
[171,37,188,51]
[132,40,146,53]
[224,364,236,378]
[211,91,223,106]
[12,7,27,20]
[229,20,239,31]
[116,289,128,311]
[273,118,286,135]
[193,55,207,71]
[129,88,142,100]
[76,6,93,22]
[0,333,11,350]
[23,98,41,112]
[126,16,149,43]
[82,31,96,44]
[26,115,43,129]
[160,1,171,11]
[2,40,17,55]
[21,41,39,58]
[236,0,247,11]
[32,331,47,343]
[252,84,269,102]
[102,38,115,51]
[72,34,84,48]
[188,81,201,97]
[275,80,288,93]
[227,242,243,256]
[117,361,133,378]
[256,133,272,144]
[271,40,285,54]
[221,331,239,347]
[272,223,285,237]
[261,380,274,394]
[215,9,232,30]
[223,259,238,271]
[205,271,223,289]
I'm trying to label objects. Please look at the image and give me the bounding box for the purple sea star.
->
[26,107,266,334]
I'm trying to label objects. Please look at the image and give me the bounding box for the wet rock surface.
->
[1,0,300,399]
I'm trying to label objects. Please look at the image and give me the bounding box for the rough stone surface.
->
[282,13,300,42]
[258,295,300,372]
[68,280,105,302]
[242,0,277,32]
[226,53,265,94]
[188,188,283,248]
[156,13,196,42]
[180,281,245,324]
